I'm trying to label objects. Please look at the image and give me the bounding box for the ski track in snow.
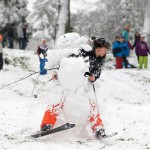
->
[0,49,150,150]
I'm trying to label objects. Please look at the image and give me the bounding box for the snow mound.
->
[58,57,88,92]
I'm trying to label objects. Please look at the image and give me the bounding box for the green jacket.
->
[122,29,129,41]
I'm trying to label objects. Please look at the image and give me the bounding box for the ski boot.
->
[95,128,106,138]
[41,124,53,132]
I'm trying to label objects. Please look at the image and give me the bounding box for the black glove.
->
[84,72,92,77]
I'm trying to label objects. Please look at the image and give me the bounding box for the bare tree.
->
[56,0,70,40]
[143,0,150,34]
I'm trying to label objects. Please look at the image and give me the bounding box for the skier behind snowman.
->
[39,33,111,139]
[37,39,49,75]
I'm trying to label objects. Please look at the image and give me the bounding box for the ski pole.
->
[34,78,52,98]
[84,72,100,113]
[0,71,39,89]
[0,67,59,90]
[31,74,40,97]
[92,83,100,114]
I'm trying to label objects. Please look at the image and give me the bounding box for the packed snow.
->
[0,37,150,150]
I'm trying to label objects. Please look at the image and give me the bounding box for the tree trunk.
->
[143,0,150,42]
[65,0,71,33]
[56,0,70,40]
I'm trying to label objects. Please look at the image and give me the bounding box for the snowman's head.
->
[55,32,88,49]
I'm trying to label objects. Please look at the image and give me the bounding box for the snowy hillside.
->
[0,48,150,150]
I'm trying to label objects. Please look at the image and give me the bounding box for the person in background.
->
[17,23,24,49]
[22,24,28,50]
[0,28,7,48]
[122,25,130,42]
[135,35,150,69]
[37,39,49,75]
[0,34,3,70]
[7,25,14,49]
[112,36,123,69]
[122,25,132,50]
[120,36,130,68]
[132,31,141,62]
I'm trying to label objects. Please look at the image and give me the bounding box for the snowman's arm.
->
[79,49,91,57]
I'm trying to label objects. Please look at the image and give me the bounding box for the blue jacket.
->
[112,41,122,57]
[121,41,130,57]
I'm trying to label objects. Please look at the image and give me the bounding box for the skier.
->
[0,34,3,70]
[39,35,111,139]
[37,39,49,75]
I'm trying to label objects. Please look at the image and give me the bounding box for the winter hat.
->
[141,34,145,38]
[115,36,120,39]
[0,34,3,42]
[94,38,111,50]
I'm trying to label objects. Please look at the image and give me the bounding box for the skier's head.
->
[42,39,47,45]
[93,38,110,57]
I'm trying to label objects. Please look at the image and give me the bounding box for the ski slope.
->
[0,48,150,150]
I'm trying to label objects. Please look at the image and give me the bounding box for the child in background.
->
[136,35,150,69]
[120,36,130,68]
[37,39,49,75]
[112,36,123,69]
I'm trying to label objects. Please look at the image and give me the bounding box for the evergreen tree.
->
[0,0,28,28]
[27,0,58,40]
[0,0,28,47]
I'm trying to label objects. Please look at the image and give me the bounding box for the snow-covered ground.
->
[0,48,150,150]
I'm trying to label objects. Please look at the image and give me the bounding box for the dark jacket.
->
[37,45,49,57]
[23,27,28,41]
[135,41,150,56]
[80,49,105,81]
[7,27,14,38]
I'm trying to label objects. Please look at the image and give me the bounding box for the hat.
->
[121,36,125,38]
[141,34,145,38]
[94,38,111,50]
